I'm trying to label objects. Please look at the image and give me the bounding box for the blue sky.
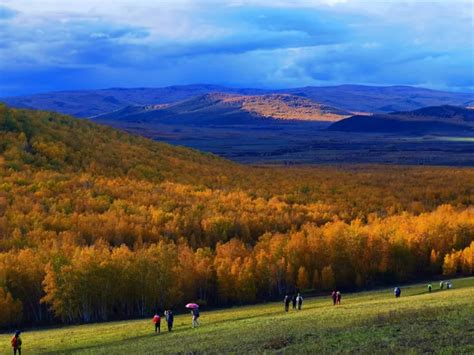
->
[0,0,473,96]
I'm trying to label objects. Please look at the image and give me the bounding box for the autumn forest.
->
[0,104,473,327]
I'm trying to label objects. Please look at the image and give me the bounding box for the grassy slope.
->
[1,278,473,354]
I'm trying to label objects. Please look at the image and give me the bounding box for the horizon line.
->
[4,83,474,98]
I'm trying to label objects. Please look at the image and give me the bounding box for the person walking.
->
[297,293,303,310]
[284,295,290,312]
[152,313,161,334]
[331,290,337,306]
[192,307,200,328]
[165,310,174,332]
[336,291,341,305]
[428,283,432,293]
[394,287,401,298]
[11,331,22,355]
[439,280,444,290]
[292,294,297,310]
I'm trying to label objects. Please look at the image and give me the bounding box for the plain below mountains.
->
[329,105,474,134]
[3,84,474,118]
[93,93,353,126]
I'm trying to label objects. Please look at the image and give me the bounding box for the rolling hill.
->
[1,85,268,118]
[3,84,473,118]
[93,93,353,125]
[0,103,235,185]
[328,105,474,134]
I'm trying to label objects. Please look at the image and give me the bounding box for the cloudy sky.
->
[0,0,473,96]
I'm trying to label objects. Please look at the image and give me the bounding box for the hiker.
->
[165,310,174,332]
[297,293,303,310]
[292,294,297,310]
[192,307,200,328]
[439,280,444,290]
[428,283,432,293]
[331,290,337,305]
[152,313,161,334]
[11,331,22,355]
[284,295,290,312]
[394,287,401,298]
[336,291,341,305]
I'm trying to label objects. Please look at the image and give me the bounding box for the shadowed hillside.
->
[329,105,474,134]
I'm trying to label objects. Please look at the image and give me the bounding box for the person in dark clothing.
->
[165,310,174,332]
[331,290,337,305]
[336,291,341,305]
[192,308,200,328]
[292,294,297,310]
[394,287,401,298]
[284,295,290,312]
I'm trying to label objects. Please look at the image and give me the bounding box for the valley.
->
[96,120,474,166]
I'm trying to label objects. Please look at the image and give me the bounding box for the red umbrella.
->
[186,303,199,309]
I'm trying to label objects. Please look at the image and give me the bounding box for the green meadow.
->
[1,277,473,354]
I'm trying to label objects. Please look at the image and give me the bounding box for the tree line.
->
[1,205,472,327]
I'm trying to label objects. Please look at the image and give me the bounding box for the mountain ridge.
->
[3,84,473,118]
[93,93,353,124]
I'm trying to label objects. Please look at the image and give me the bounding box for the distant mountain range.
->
[94,93,353,125]
[3,84,473,118]
[329,105,474,134]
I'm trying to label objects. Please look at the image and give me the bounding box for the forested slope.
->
[0,104,473,327]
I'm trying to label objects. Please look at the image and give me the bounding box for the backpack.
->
[11,336,18,348]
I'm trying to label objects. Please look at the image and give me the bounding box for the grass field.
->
[1,277,473,354]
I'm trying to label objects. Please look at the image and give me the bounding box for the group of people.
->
[283,293,304,311]
[331,290,342,305]
[9,278,459,351]
[438,280,453,290]
[152,307,200,334]
[284,290,343,312]
[152,310,174,333]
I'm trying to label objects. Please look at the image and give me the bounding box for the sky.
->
[0,0,473,96]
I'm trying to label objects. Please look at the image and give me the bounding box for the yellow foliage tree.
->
[297,266,309,290]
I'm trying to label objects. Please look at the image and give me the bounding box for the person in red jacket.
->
[11,331,22,355]
[152,313,161,334]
